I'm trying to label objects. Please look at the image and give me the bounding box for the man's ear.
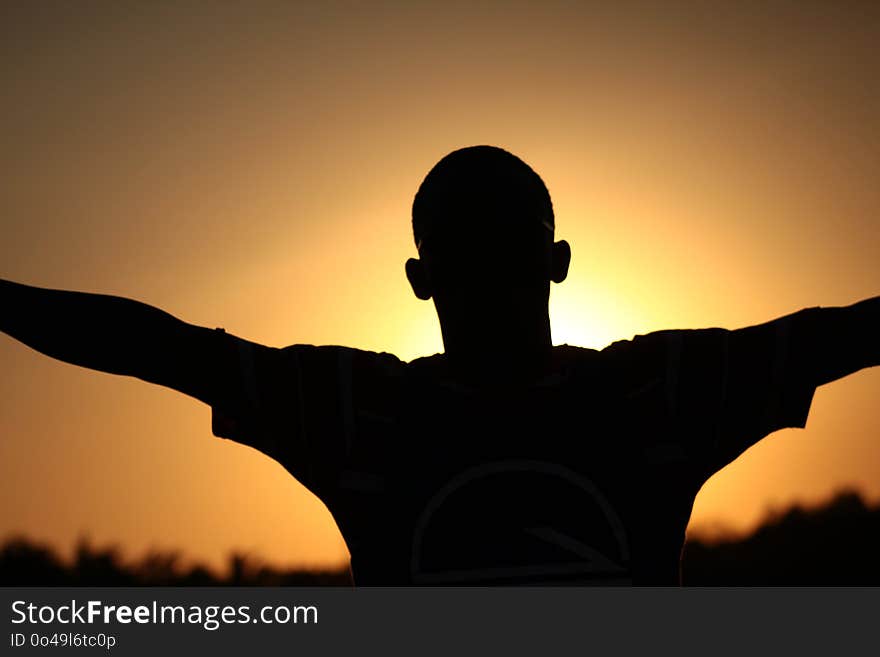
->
[550,240,571,284]
[405,257,433,300]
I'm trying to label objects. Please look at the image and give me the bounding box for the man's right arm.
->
[1,277,406,496]
[0,278,242,409]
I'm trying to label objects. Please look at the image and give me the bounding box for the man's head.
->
[405,146,570,334]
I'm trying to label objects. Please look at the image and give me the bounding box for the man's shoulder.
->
[553,343,600,357]
[404,352,448,381]
[273,344,407,384]
[280,343,403,362]
[601,330,673,351]
[405,351,444,367]
[275,339,669,379]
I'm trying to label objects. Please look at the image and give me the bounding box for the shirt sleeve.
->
[209,327,404,497]
[603,307,821,479]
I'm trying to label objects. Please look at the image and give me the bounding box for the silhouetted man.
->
[2,145,878,584]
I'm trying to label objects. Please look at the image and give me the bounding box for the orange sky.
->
[1,1,878,571]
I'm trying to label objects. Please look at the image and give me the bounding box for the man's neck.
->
[439,317,554,387]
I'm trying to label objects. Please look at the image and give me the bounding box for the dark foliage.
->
[3,489,878,585]
[682,488,880,584]
[0,536,352,586]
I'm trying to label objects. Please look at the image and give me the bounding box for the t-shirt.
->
[210,307,820,585]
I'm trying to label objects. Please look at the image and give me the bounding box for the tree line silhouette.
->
[3,488,879,585]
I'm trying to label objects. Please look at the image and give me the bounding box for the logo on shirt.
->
[410,459,631,584]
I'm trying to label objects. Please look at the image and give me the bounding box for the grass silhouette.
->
[682,488,880,584]
[3,488,879,585]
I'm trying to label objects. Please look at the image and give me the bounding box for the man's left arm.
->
[794,295,880,388]
[624,295,880,480]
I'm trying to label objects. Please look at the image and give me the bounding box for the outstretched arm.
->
[0,278,246,408]
[602,295,880,481]
[1,277,406,498]
[793,295,880,388]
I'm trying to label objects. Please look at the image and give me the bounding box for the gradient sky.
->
[1,1,878,571]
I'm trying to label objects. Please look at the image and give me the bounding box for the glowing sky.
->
[1,1,878,571]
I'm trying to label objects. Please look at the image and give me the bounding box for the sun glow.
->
[550,279,647,350]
